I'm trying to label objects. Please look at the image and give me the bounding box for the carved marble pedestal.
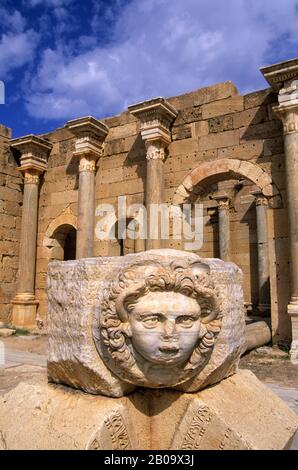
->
[0,249,297,449]
[0,370,296,450]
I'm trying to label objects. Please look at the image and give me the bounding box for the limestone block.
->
[172,125,192,141]
[107,122,139,141]
[244,89,276,110]
[263,137,284,156]
[50,190,78,205]
[209,115,233,133]
[239,120,282,142]
[198,130,239,151]
[0,370,296,450]
[168,138,199,157]
[168,81,238,111]
[0,186,22,203]
[47,249,245,396]
[99,168,124,184]
[233,106,268,129]
[191,121,209,138]
[201,96,244,119]
[104,111,136,129]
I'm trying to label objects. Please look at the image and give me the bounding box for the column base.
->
[287,301,298,364]
[11,293,39,329]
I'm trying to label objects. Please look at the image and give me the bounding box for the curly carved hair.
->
[95,261,223,386]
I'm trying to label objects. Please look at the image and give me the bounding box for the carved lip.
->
[158,344,180,355]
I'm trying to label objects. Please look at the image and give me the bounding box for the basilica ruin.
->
[1,57,298,362]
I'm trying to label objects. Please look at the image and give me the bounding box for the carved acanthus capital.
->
[128,97,178,152]
[213,194,230,211]
[24,171,40,185]
[145,140,166,161]
[11,135,52,175]
[261,58,298,135]
[67,116,109,161]
[79,156,97,173]
[250,190,268,207]
[273,103,298,135]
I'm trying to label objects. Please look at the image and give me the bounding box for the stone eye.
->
[142,315,161,328]
[176,316,196,327]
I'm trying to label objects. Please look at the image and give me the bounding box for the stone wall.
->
[0,125,22,323]
[0,80,290,342]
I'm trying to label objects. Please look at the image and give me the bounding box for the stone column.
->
[261,58,298,362]
[67,117,108,259]
[251,190,270,316]
[213,194,231,261]
[129,98,177,250]
[11,136,52,328]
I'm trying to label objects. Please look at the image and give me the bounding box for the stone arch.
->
[43,208,77,260]
[173,158,282,208]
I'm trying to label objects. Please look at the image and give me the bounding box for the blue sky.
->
[0,0,298,138]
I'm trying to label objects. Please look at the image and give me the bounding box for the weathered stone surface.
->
[0,328,15,337]
[47,249,245,395]
[0,370,296,449]
[201,96,244,119]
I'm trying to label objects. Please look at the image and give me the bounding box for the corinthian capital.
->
[67,116,109,160]
[145,140,166,161]
[250,189,268,207]
[261,58,298,135]
[213,194,230,211]
[273,103,298,135]
[10,134,52,175]
[128,97,178,149]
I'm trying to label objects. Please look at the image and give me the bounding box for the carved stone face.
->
[95,260,223,388]
[129,291,201,366]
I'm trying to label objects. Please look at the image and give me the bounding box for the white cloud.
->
[25,0,298,121]
[0,6,40,79]
[0,31,39,78]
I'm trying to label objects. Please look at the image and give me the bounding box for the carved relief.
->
[145,142,166,161]
[255,194,268,207]
[274,106,298,135]
[170,399,249,450]
[104,411,132,450]
[87,410,133,450]
[24,172,40,185]
[93,259,223,388]
[79,157,96,172]
[180,406,212,449]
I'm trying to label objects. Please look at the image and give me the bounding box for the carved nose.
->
[162,320,176,338]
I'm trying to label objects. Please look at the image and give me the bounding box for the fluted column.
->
[213,194,231,261]
[67,117,108,258]
[11,135,52,328]
[129,98,177,249]
[251,190,270,315]
[262,58,298,362]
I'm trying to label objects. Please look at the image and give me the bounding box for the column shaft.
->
[18,174,39,295]
[10,134,51,328]
[284,132,298,301]
[76,158,95,259]
[146,154,164,250]
[255,199,270,313]
[215,198,231,262]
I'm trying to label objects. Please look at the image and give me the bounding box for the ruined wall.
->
[0,125,22,323]
[35,127,78,321]
[8,81,288,342]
